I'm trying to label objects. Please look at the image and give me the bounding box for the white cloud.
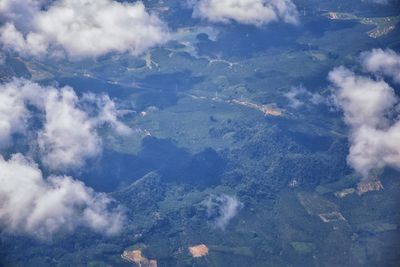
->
[0,78,48,147]
[0,0,169,58]
[0,78,131,171]
[204,194,243,229]
[365,0,389,4]
[37,87,103,171]
[0,153,124,237]
[329,66,400,178]
[0,52,5,64]
[0,78,129,236]
[330,67,395,128]
[361,48,400,84]
[82,93,133,136]
[0,23,49,56]
[284,86,325,108]
[0,0,46,29]
[190,0,299,26]
[0,81,30,147]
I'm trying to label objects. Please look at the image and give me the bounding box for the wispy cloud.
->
[366,0,390,4]
[204,194,243,229]
[284,85,325,108]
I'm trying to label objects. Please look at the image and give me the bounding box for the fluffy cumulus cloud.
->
[329,65,400,178]
[0,0,46,29]
[361,48,400,84]
[0,0,168,58]
[0,82,30,147]
[190,0,299,26]
[0,78,131,171]
[37,87,103,171]
[0,153,124,237]
[0,78,129,237]
[204,194,243,229]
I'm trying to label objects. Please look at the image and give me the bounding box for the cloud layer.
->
[0,0,168,58]
[0,153,124,237]
[330,49,400,178]
[190,0,299,26]
[0,78,131,171]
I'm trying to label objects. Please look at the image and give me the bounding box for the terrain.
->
[0,0,400,266]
